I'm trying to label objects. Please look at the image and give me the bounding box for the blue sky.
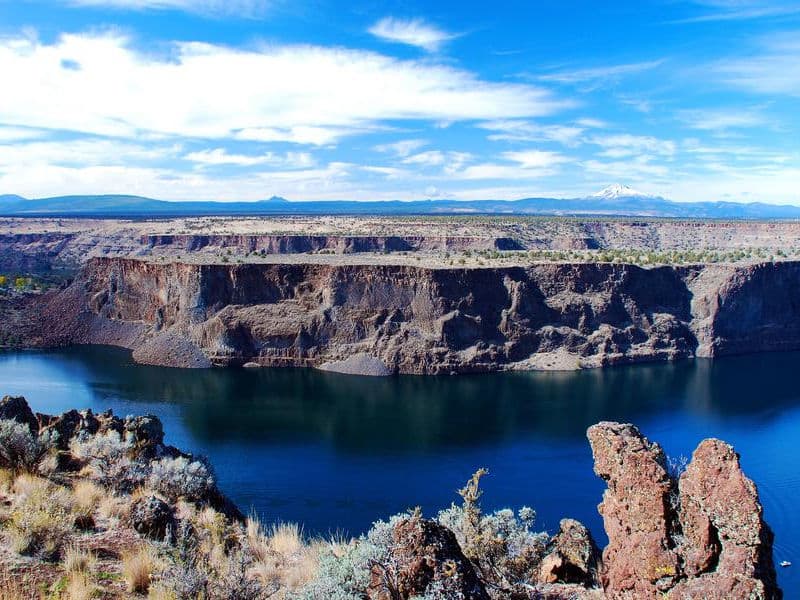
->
[0,0,798,203]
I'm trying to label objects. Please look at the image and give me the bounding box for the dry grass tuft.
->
[0,467,14,493]
[65,572,99,600]
[122,545,160,593]
[245,518,318,598]
[62,544,96,575]
[245,515,270,563]
[8,475,73,559]
[268,522,304,556]
[72,481,104,514]
[97,494,128,522]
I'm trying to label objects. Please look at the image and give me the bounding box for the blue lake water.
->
[0,346,798,591]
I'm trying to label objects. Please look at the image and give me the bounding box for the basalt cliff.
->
[15,256,800,374]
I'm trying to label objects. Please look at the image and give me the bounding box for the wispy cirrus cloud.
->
[677,107,767,131]
[713,33,800,96]
[538,60,665,85]
[373,139,428,157]
[368,17,458,52]
[478,120,586,146]
[64,0,272,18]
[673,0,800,23]
[589,134,677,158]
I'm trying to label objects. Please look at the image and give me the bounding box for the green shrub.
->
[436,470,548,595]
[296,513,409,600]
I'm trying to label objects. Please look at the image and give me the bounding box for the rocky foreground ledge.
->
[0,395,781,599]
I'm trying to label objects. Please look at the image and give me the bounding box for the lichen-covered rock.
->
[123,414,164,458]
[129,494,175,541]
[587,423,782,599]
[367,514,489,600]
[670,439,781,599]
[539,518,601,587]
[40,409,103,449]
[587,422,680,596]
[0,395,39,434]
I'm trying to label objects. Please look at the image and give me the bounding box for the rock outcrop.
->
[25,257,800,374]
[368,514,490,600]
[587,422,680,595]
[539,518,602,588]
[588,422,781,599]
[0,395,40,435]
[129,494,176,541]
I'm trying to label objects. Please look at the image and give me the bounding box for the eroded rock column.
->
[587,422,680,596]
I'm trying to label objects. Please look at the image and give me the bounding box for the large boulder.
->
[123,414,164,458]
[129,494,175,541]
[367,514,489,600]
[587,422,680,596]
[0,395,39,434]
[539,518,601,587]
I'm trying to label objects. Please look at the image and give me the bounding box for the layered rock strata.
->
[24,257,800,374]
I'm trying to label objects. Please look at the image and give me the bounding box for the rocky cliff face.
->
[142,233,523,254]
[31,257,800,373]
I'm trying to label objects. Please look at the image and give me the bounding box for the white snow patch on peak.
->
[592,183,653,199]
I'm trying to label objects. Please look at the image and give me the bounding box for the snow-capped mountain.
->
[591,184,657,200]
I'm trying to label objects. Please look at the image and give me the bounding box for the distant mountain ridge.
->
[2,186,800,219]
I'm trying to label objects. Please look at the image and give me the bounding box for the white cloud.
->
[360,165,408,180]
[373,139,428,157]
[0,32,564,146]
[402,150,446,167]
[583,157,670,180]
[575,118,607,129]
[539,60,664,85]
[677,108,767,131]
[0,138,177,167]
[0,161,356,201]
[184,148,315,168]
[65,0,271,18]
[451,150,568,180]
[714,33,800,96]
[401,150,472,175]
[502,150,568,169]
[672,1,800,23]
[659,165,800,204]
[479,120,585,146]
[590,134,676,158]
[368,18,457,52]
